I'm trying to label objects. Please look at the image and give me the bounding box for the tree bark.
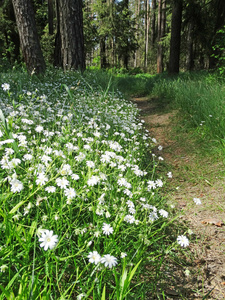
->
[169,0,183,74]
[99,0,107,69]
[57,0,85,71]
[134,0,140,67]
[157,0,163,73]
[150,0,156,48]
[100,38,107,68]
[54,0,62,67]
[144,0,150,70]
[186,21,194,71]
[123,0,129,69]
[12,0,46,74]
[48,0,54,35]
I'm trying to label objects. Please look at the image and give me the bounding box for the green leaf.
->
[101,285,106,300]
[0,267,27,300]
[0,285,13,299]
[29,221,37,238]
[9,200,26,215]
[55,254,78,261]
[0,193,12,202]
[120,268,128,290]
[0,108,7,128]
[128,260,142,282]
[9,132,21,158]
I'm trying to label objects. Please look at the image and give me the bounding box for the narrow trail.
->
[133,97,225,300]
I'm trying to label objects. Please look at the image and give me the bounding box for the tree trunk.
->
[186,21,194,71]
[54,0,62,67]
[144,0,150,70]
[99,0,107,69]
[169,0,183,74]
[57,0,86,71]
[157,0,162,73]
[100,38,107,68]
[48,0,54,35]
[123,0,129,69]
[11,0,46,74]
[134,0,140,67]
[150,0,156,48]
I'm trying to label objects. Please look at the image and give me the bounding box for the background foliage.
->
[1,0,225,73]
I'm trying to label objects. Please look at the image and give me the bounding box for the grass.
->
[84,69,225,147]
[0,68,190,299]
[106,68,225,299]
[1,66,224,299]
[114,70,225,144]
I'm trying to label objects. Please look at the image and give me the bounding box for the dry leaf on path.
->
[201,219,224,227]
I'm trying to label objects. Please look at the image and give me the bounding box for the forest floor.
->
[132,96,225,300]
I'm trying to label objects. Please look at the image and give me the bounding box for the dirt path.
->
[133,97,225,300]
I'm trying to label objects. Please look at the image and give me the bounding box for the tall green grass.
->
[150,73,225,142]
[98,69,225,143]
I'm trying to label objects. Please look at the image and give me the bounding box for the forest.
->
[0,0,225,74]
[1,1,225,299]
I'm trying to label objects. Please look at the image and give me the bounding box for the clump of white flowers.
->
[87,251,118,269]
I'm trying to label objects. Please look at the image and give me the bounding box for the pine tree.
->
[11,0,46,74]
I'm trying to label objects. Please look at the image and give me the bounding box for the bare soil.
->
[133,97,225,300]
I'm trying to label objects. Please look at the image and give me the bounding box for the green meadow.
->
[0,68,224,299]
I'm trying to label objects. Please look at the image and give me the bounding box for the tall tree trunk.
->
[100,38,107,68]
[54,0,62,67]
[134,0,140,67]
[48,0,54,35]
[108,0,115,68]
[144,0,150,70]
[169,0,183,74]
[57,0,85,71]
[150,0,156,48]
[100,0,107,68]
[157,0,166,73]
[123,0,129,69]
[157,0,162,73]
[11,0,46,74]
[186,21,194,71]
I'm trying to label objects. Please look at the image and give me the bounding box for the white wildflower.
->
[87,251,101,265]
[10,179,24,193]
[1,83,10,91]
[87,175,100,186]
[158,209,168,218]
[71,174,80,180]
[102,223,113,235]
[39,230,58,251]
[36,172,48,186]
[35,125,44,133]
[101,254,117,268]
[167,171,172,178]
[120,252,127,258]
[177,235,189,247]
[193,198,201,205]
[64,187,76,199]
[124,215,135,224]
[56,177,69,189]
[45,186,56,193]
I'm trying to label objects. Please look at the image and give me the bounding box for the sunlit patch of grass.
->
[148,72,225,144]
[110,69,225,145]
